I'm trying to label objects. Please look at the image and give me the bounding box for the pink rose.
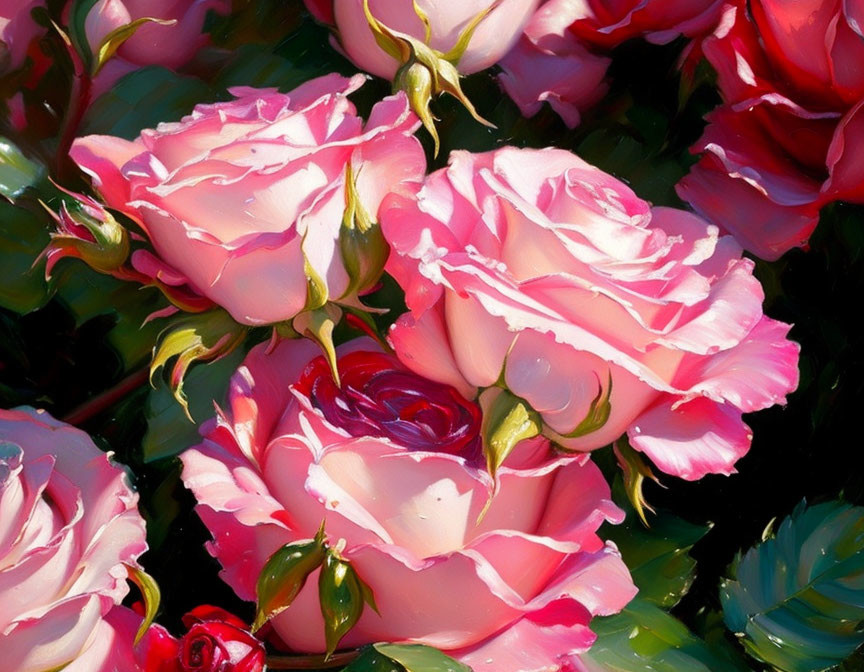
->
[498,5,611,128]
[83,0,229,92]
[181,337,636,672]
[307,0,540,79]
[499,0,721,125]
[382,146,800,481]
[0,0,45,71]
[0,407,148,671]
[70,74,425,325]
[677,0,864,259]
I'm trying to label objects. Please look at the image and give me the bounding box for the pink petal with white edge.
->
[628,396,753,480]
[684,317,800,412]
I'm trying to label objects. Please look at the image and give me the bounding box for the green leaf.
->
[0,201,50,314]
[721,500,864,672]
[343,646,407,672]
[579,599,750,672]
[82,67,214,140]
[54,268,164,369]
[125,564,161,645]
[142,347,244,462]
[480,388,541,479]
[603,478,709,608]
[373,644,472,672]
[254,527,327,632]
[319,550,371,659]
[0,137,43,201]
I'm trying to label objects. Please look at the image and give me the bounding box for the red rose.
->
[677,0,864,259]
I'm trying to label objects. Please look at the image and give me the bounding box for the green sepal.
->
[440,0,503,64]
[480,387,541,480]
[124,564,161,646]
[92,17,176,76]
[149,309,248,421]
[293,304,343,387]
[394,59,438,155]
[613,438,663,527]
[303,251,329,311]
[319,549,375,660]
[340,164,389,299]
[558,370,613,438]
[253,523,327,633]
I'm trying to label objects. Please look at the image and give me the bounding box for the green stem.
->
[62,367,149,426]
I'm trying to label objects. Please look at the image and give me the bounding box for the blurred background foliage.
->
[2,3,863,670]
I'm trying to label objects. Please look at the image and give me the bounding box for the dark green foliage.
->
[722,501,864,672]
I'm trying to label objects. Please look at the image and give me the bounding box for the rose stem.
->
[63,367,149,426]
[265,651,360,670]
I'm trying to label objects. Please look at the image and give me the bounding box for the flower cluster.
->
[2,0,835,671]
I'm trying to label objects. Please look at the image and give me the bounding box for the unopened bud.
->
[39,189,129,278]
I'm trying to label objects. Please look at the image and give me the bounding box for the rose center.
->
[295,351,481,455]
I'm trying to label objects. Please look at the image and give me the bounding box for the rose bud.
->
[177,606,265,672]
[82,0,230,93]
[305,0,540,150]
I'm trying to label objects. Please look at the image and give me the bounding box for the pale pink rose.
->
[0,408,148,672]
[181,337,636,671]
[70,74,426,325]
[677,0,864,259]
[0,0,44,71]
[307,0,541,79]
[382,146,800,481]
[498,0,721,125]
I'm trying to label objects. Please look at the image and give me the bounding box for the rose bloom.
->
[676,0,864,260]
[0,0,44,71]
[70,73,425,325]
[499,0,722,126]
[382,146,800,481]
[181,337,636,672]
[0,407,148,671]
[83,0,230,93]
[305,0,540,79]
[142,606,265,672]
